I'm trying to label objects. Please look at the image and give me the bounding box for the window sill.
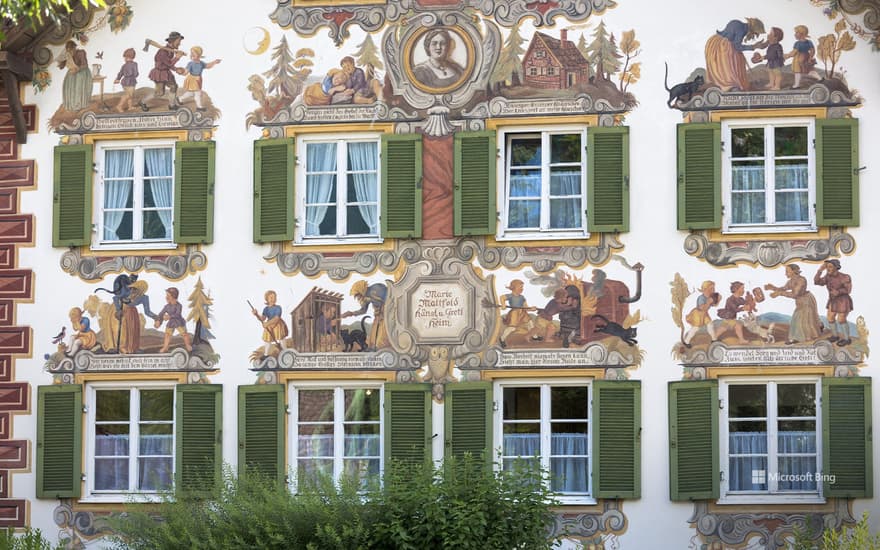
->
[78,493,168,504]
[91,241,179,253]
[495,231,590,243]
[716,495,825,506]
[295,236,383,246]
[720,226,818,237]
[556,496,597,506]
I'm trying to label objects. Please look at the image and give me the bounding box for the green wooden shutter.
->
[454,131,496,236]
[253,138,295,243]
[668,380,719,500]
[174,141,215,244]
[444,382,492,466]
[592,380,640,499]
[53,145,93,247]
[588,126,629,232]
[238,385,285,482]
[36,385,82,498]
[823,377,872,498]
[817,118,859,227]
[677,123,721,230]
[385,383,431,466]
[381,134,422,239]
[176,384,222,493]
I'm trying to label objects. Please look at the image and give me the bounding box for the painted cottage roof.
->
[532,31,588,69]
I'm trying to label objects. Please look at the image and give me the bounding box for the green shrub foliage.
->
[0,527,64,550]
[111,456,558,550]
[790,511,880,550]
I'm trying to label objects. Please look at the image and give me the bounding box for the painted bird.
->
[51,327,66,344]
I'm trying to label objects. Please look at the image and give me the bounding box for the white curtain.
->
[550,168,582,229]
[103,149,134,241]
[504,433,589,493]
[775,164,809,222]
[347,142,378,234]
[731,164,765,225]
[144,148,173,238]
[728,431,816,491]
[94,434,172,491]
[305,143,337,236]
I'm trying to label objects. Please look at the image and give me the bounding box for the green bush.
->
[110,456,558,550]
[791,512,880,550]
[0,527,63,550]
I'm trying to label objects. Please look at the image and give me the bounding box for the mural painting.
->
[49,28,222,132]
[246,3,640,129]
[665,15,861,111]
[43,275,218,380]
[671,260,868,375]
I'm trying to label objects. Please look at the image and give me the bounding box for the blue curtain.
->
[103,149,134,241]
[728,431,816,491]
[503,433,589,494]
[347,142,378,234]
[94,434,172,491]
[144,148,173,239]
[549,168,582,229]
[305,143,337,236]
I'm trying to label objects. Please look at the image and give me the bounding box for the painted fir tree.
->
[491,22,526,85]
[617,29,641,92]
[186,277,213,346]
[354,34,384,71]
[263,36,311,99]
[586,20,622,82]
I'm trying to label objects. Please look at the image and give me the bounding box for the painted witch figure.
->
[704,18,767,91]
[58,40,93,112]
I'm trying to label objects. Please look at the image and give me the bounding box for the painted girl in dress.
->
[704,18,767,92]
[765,264,823,344]
[58,40,93,112]
[251,290,289,355]
[785,25,821,88]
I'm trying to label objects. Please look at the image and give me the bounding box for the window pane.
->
[97,390,130,421]
[549,198,582,229]
[550,134,581,164]
[503,425,539,456]
[143,148,173,178]
[138,457,173,490]
[777,384,816,417]
[731,128,764,157]
[550,168,581,196]
[508,200,539,229]
[509,169,541,197]
[729,455,767,491]
[729,385,767,418]
[139,424,173,455]
[551,387,588,420]
[96,425,129,455]
[778,457,817,490]
[141,390,173,421]
[298,424,333,457]
[731,192,766,225]
[731,161,765,191]
[346,205,375,235]
[95,458,129,490]
[504,387,540,420]
[299,390,334,422]
[775,192,809,223]
[105,149,134,178]
[344,424,380,457]
[774,126,808,157]
[143,210,173,239]
[503,457,540,475]
[297,459,333,481]
[346,141,378,171]
[305,204,336,236]
[551,457,588,493]
[551,423,588,455]
[509,137,541,167]
[774,159,808,190]
[344,458,380,482]
[347,172,377,203]
[144,178,173,208]
[778,422,816,453]
[344,389,380,421]
[103,180,134,209]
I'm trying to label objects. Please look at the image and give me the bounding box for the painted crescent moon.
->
[244,27,270,56]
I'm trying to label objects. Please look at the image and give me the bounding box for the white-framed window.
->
[497,126,588,241]
[289,382,383,488]
[84,382,175,502]
[720,377,823,504]
[722,118,816,234]
[529,67,538,76]
[494,379,593,504]
[295,134,381,244]
[94,139,176,250]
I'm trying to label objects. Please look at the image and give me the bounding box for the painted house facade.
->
[0,0,876,548]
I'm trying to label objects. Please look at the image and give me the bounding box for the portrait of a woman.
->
[412,28,466,89]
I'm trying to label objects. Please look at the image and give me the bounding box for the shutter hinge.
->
[720,471,725,482]
[624,175,630,189]
[415,177,423,190]
[492,400,499,412]
[82,405,88,413]
[718,399,724,410]
[720,141,725,152]
[854,165,867,175]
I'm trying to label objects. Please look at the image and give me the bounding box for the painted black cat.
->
[591,314,638,346]
[341,315,370,352]
[664,62,704,108]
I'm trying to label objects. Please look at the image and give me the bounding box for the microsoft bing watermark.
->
[751,470,836,485]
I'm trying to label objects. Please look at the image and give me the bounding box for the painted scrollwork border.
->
[271,0,618,46]
[683,228,855,268]
[552,499,627,539]
[60,244,207,282]
[689,499,854,550]
[265,235,624,278]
